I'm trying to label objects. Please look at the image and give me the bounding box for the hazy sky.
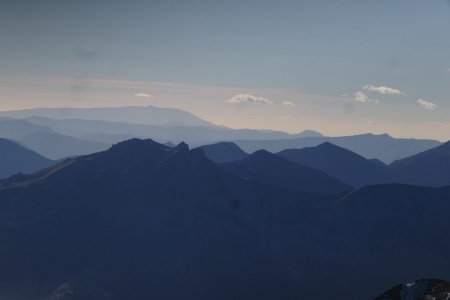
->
[1,0,450,140]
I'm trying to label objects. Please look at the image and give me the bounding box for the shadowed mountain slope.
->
[331,184,450,298]
[1,139,450,299]
[222,149,352,193]
[0,138,54,179]
[20,131,110,160]
[234,133,441,164]
[200,142,248,163]
[0,118,53,140]
[0,139,317,300]
[388,141,450,187]
[278,142,387,187]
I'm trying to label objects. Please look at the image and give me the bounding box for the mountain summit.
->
[222,149,351,193]
[278,142,387,187]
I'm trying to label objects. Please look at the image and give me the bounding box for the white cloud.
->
[354,91,369,103]
[282,101,296,107]
[134,93,153,98]
[353,91,379,104]
[363,85,405,95]
[417,99,437,110]
[226,93,273,105]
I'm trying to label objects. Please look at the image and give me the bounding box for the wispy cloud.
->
[363,85,405,95]
[74,47,100,59]
[135,93,153,98]
[282,101,296,107]
[354,91,378,104]
[417,99,437,110]
[226,93,273,105]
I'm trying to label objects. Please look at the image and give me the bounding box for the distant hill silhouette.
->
[200,142,248,163]
[21,116,323,146]
[293,129,323,138]
[0,118,53,140]
[234,133,441,164]
[278,142,387,187]
[21,131,110,160]
[222,149,351,193]
[387,141,450,187]
[0,105,214,127]
[373,278,450,300]
[0,138,54,179]
[1,139,450,299]
[0,118,110,159]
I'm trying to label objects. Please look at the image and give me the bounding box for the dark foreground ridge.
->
[0,138,450,300]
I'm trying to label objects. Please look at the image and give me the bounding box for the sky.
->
[1,0,450,140]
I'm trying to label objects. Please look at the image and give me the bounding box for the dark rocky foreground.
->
[374,279,450,300]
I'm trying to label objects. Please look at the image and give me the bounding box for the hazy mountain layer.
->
[0,118,53,140]
[0,138,54,179]
[387,141,450,187]
[20,131,110,160]
[0,106,214,127]
[234,133,441,164]
[23,116,320,144]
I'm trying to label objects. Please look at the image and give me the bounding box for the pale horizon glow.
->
[1,1,449,141]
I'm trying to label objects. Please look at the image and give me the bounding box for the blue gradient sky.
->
[1,0,450,140]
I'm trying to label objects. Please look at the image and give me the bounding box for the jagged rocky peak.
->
[175,141,190,151]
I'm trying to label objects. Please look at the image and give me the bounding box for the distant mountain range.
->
[0,117,53,140]
[0,105,214,127]
[0,118,110,160]
[1,138,450,299]
[0,106,441,164]
[205,141,450,188]
[0,138,54,179]
[233,133,441,164]
[2,129,450,189]
[22,115,322,144]
[21,131,110,160]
